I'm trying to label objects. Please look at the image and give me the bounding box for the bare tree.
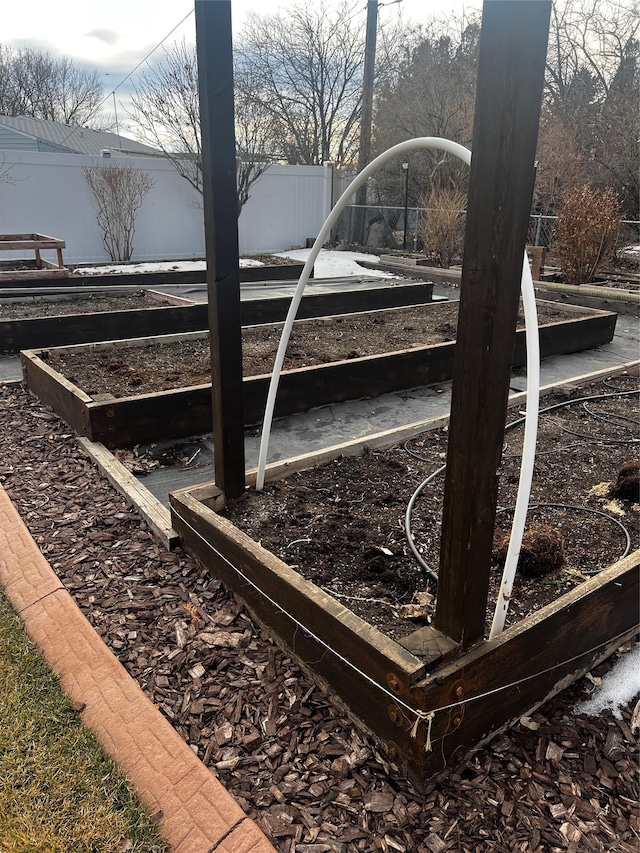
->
[128,41,202,196]
[0,152,17,185]
[372,16,480,205]
[128,40,273,213]
[544,0,639,217]
[235,0,404,167]
[83,163,154,262]
[0,44,103,125]
[532,110,587,217]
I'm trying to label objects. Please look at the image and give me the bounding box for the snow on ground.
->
[574,644,640,719]
[74,259,262,276]
[72,250,392,278]
[274,248,395,279]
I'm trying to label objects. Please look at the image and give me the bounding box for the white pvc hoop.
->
[254,136,540,636]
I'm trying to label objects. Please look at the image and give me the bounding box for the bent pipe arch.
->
[254,137,539,636]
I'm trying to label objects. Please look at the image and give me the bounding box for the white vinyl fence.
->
[0,151,334,263]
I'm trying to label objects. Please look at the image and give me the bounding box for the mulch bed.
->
[0,291,177,320]
[0,380,638,853]
[44,301,575,397]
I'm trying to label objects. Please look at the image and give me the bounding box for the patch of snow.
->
[74,258,264,276]
[574,644,640,719]
[73,250,395,279]
[274,249,395,279]
[620,244,640,256]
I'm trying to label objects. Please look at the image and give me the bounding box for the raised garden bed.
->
[21,300,618,447]
[0,281,433,353]
[0,233,68,280]
[169,369,640,788]
[0,255,308,289]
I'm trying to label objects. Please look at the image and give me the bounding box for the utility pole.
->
[354,0,378,243]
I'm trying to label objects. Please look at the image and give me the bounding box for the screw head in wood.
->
[386,673,402,694]
[387,741,400,762]
[388,705,403,726]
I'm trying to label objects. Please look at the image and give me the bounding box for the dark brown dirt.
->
[0,290,179,319]
[0,379,638,853]
[223,375,640,639]
[44,300,576,398]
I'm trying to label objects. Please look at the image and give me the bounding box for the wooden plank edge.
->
[246,359,640,486]
[21,349,94,404]
[77,436,179,551]
[144,289,197,306]
[169,488,426,688]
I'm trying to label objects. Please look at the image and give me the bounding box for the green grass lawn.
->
[0,590,168,853]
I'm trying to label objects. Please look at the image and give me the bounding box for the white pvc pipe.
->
[255,138,471,490]
[489,256,540,637]
[255,135,540,636]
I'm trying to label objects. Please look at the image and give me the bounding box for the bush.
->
[418,187,466,268]
[83,163,154,262]
[552,185,621,285]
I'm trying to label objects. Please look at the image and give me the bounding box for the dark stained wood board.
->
[169,487,433,779]
[169,482,639,789]
[0,261,310,289]
[436,0,552,648]
[20,350,92,437]
[413,550,639,785]
[0,282,433,352]
[21,303,618,447]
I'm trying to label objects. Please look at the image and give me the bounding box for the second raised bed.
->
[21,300,617,448]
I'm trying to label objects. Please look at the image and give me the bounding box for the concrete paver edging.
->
[0,484,276,853]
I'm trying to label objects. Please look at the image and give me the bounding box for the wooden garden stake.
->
[435,0,552,648]
[195,0,246,499]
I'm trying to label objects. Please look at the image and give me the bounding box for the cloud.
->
[85,28,121,45]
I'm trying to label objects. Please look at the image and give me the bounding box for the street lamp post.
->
[402,162,409,250]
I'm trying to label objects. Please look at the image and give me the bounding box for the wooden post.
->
[195,0,246,499]
[435,1,552,648]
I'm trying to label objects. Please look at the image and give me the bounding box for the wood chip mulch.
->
[1,380,638,853]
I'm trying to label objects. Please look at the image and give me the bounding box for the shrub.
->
[83,163,154,262]
[552,185,621,285]
[418,187,466,268]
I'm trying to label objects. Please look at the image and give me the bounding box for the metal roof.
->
[0,115,163,157]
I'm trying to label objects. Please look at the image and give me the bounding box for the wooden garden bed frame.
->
[0,281,433,353]
[167,361,640,788]
[20,300,617,447]
[0,233,68,280]
[167,0,638,790]
[0,259,309,289]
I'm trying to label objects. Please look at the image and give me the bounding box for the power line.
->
[50,7,194,154]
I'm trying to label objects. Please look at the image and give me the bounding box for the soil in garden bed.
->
[0,290,178,319]
[223,374,640,641]
[0,381,637,853]
[45,300,576,397]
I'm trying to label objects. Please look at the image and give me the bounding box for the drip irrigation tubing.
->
[404,387,639,587]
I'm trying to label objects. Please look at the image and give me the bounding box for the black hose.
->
[404,387,639,585]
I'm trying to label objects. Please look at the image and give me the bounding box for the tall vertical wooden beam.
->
[195,0,246,499]
[435,1,551,648]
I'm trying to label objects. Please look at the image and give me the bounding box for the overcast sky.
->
[2,0,482,128]
[3,0,481,73]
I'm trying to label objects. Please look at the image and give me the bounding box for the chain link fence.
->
[333,205,640,257]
